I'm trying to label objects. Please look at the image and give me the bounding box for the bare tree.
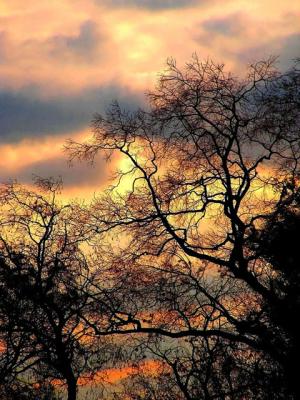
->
[114,335,280,400]
[0,289,35,384]
[67,56,300,398]
[0,179,96,400]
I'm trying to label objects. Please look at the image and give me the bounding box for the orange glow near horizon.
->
[49,359,164,389]
[78,359,164,386]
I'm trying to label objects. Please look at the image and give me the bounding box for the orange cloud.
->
[0,130,121,200]
[0,0,299,94]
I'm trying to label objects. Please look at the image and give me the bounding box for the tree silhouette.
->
[0,180,96,400]
[249,183,300,397]
[68,56,300,399]
[0,380,58,400]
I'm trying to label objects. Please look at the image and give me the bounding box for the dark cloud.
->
[278,34,300,68]
[232,33,300,69]
[202,14,244,37]
[48,20,100,61]
[0,85,143,143]
[0,21,103,66]
[98,0,199,10]
[0,154,107,189]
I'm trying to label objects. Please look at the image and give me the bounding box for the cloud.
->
[1,154,107,189]
[278,33,300,67]
[0,20,104,65]
[232,32,300,69]
[0,129,116,192]
[0,31,9,64]
[0,137,121,198]
[47,20,101,62]
[0,85,143,143]
[1,1,299,97]
[98,0,199,10]
[202,14,244,37]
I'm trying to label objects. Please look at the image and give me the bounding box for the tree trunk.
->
[66,374,77,400]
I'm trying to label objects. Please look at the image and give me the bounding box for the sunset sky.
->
[1,0,299,198]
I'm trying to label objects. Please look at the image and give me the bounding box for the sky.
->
[0,0,299,199]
